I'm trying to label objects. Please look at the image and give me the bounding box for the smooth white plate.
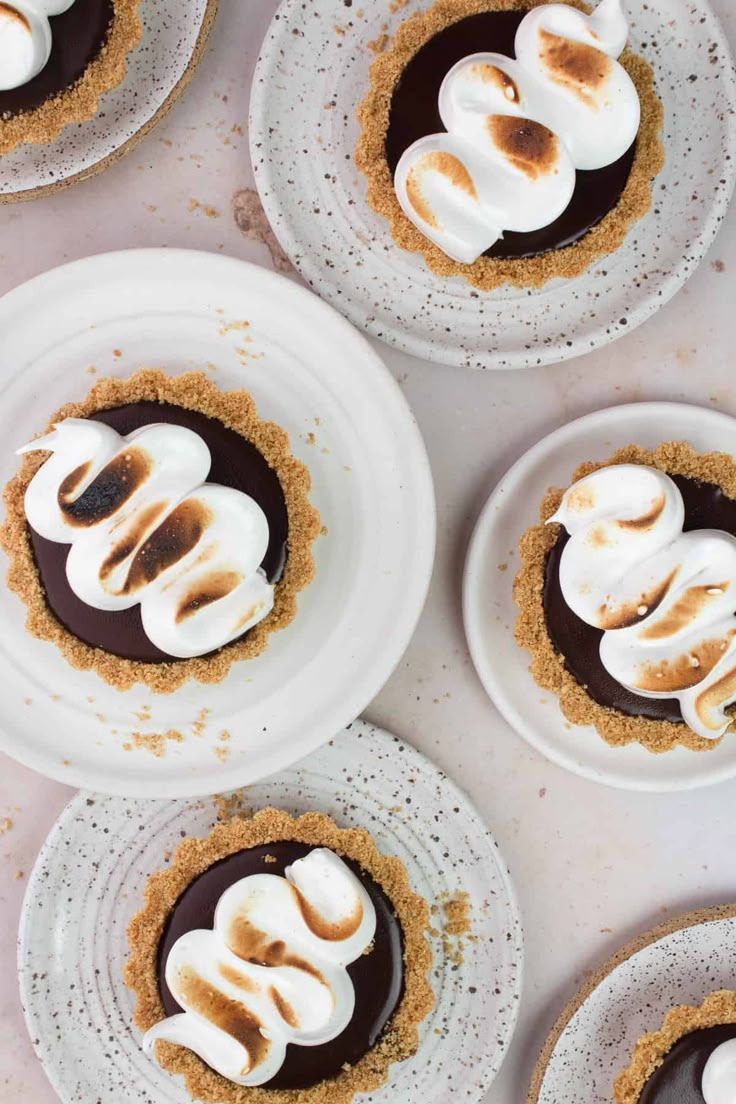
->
[0,0,216,202]
[250,0,736,370]
[529,905,736,1103]
[0,248,435,798]
[463,402,736,792]
[18,721,524,1104]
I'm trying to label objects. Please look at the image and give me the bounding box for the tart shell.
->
[124,808,434,1104]
[0,369,321,693]
[355,0,665,291]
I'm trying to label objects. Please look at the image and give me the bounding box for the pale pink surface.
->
[2,1,736,1101]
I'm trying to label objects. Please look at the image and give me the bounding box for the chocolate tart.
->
[124,808,434,1104]
[0,0,142,155]
[355,0,664,291]
[613,991,736,1104]
[0,369,320,693]
[513,442,736,754]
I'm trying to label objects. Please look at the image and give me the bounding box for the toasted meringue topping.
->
[0,0,76,92]
[703,1039,736,1104]
[550,465,736,740]
[394,0,640,263]
[142,849,377,1087]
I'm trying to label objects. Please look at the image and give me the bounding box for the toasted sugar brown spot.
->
[123,499,210,595]
[539,29,612,104]
[0,4,30,30]
[635,638,734,693]
[567,482,595,512]
[60,448,151,527]
[177,966,269,1069]
[617,492,666,530]
[294,883,364,941]
[227,915,326,983]
[488,116,558,178]
[598,570,677,630]
[695,665,736,730]
[270,986,300,1028]
[100,500,167,580]
[58,461,92,501]
[406,151,477,229]
[175,570,242,623]
[471,62,519,102]
[639,585,730,641]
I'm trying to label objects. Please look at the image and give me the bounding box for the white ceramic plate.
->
[528,904,736,1104]
[0,0,217,202]
[18,721,524,1104]
[463,402,736,792]
[250,0,736,371]
[0,248,435,798]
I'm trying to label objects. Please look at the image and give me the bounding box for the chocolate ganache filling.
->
[638,1024,736,1104]
[0,0,114,118]
[27,402,289,664]
[544,474,736,723]
[385,10,637,260]
[157,841,405,1090]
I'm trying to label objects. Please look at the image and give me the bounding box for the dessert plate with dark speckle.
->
[528,904,736,1104]
[0,0,217,203]
[18,721,524,1104]
[250,0,736,370]
[463,402,736,791]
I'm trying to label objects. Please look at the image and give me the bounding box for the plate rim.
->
[463,400,736,793]
[0,247,436,797]
[526,901,736,1104]
[0,0,219,205]
[248,0,736,371]
[17,721,525,1104]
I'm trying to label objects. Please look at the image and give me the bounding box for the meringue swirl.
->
[20,419,274,659]
[550,465,736,740]
[143,849,377,1087]
[703,1039,736,1104]
[394,0,641,263]
[0,0,76,92]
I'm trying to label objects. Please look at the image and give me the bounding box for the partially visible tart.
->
[0,369,320,693]
[514,442,736,753]
[0,0,142,154]
[614,991,736,1104]
[356,0,664,290]
[125,808,434,1104]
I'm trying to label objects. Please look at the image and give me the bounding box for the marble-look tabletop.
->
[2,1,736,1101]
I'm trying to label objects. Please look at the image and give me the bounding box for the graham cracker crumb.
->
[513,442,736,753]
[124,809,434,1104]
[213,791,252,821]
[355,0,665,290]
[1,369,320,694]
[123,730,184,757]
[0,818,13,836]
[263,853,278,863]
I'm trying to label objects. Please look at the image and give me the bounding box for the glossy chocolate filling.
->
[638,1023,736,1103]
[27,402,289,664]
[543,474,736,723]
[0,0,114,118]
[157,841,405,1090]
[385,10,637,260]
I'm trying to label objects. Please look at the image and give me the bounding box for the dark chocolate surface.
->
[385,10,636,260]
[158,841,405,1091]
[638,1023,736,1104]
[28,402,289,664]
[543,474,736,723]
[0,0,114,117]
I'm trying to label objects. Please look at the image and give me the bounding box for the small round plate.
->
[0,249,435,798]
[463,402,736,792]
[18,721,524,1104]
[0,0,217,204]
[250,0,736,370]
[528,904,736,1104]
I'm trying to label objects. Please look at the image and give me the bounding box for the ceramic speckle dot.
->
[250,0,736,370]
[18,721,523,1103]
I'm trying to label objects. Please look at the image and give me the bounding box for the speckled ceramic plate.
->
[0,0,217,203]
[0,249,435,798]
[250,0,736,370]
[463,402,736,792]
[18,721,524,1104]
[528,904,736,1103]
